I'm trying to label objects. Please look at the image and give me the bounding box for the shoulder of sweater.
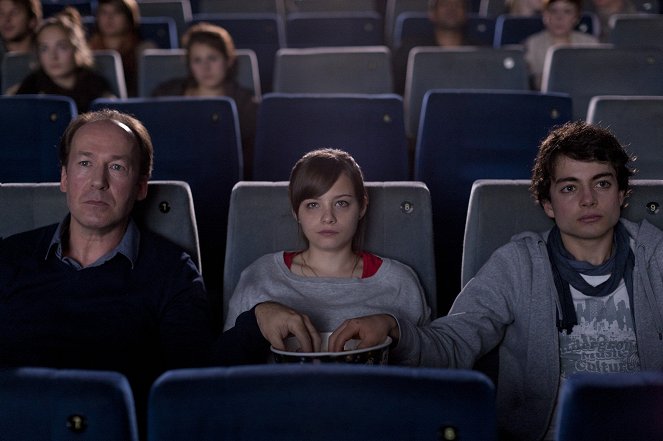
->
[622,218,663,250]
[0,224,57,256]
[489,230,550,262]
[137,228,192,261]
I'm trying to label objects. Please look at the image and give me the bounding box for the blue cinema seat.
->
[0,367,138,441]
[587,95,663,179]
[148,364,496,441]
[285,11,384,48]
[252,93,409,181]
[541,45,663,120]
[414,89,572,312]
[556,372,663,440]
[0,95,77,182]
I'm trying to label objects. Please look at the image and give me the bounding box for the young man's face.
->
[0,0,34,44]
[543,155,624,257]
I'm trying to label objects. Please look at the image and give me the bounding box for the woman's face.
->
[543,0,580,38]
[188,42,228,91]
[296,173,366,254]
[38,25,77,82]
[96,3,131,38]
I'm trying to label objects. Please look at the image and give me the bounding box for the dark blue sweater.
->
[0,223,269,400]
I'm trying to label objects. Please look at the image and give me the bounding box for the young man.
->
[269,121,663,440]
[0,0,41,53]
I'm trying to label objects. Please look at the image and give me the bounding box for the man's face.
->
[543,155,624,258]
[0,0,34,44]
[60,119,148,238]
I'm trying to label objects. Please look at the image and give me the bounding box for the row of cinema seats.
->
[7,15,663,99]
[33,0,663,92]
[44,0,663,47]
[4,364,663,441]
[2,92,663,312]
[2,177,663,440]
[5,42,663,123]
[5,43,663,127]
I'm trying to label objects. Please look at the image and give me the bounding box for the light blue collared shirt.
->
[46,215,141,270]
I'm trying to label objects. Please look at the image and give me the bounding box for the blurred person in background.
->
[152,22,257,178]
[524,0,599,89]
[10,7,114,111]
[88,0,156,97]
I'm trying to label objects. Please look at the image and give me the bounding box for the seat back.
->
[0,95,77,182]
[404,47,529,137]
[1,51,36,94]
[196,0,281,13]
[285,11,384,48]
[252,93,409,181]
[541,45,663,120]
[137,0,192,39]
[609,13,663,49]
[0,181,201,269]
[556,372,663,441]
[90,98,241,289]
[414,89,571,311]
[384,0,428,47]
[190,12,285,93]
[393,12,495,49]
[462,179,663,285]
[273,46,393,93]
[1,50,127,98]
[138,48,261,97]
[139,16,179,49]
[492,13,596,47]
[41,0,96,17]
[224,181,437,322]
[148,364,496,441]
[93,49,128,98]
[0,367,138,441]
[283,0,377,12]
[587,95,663,179]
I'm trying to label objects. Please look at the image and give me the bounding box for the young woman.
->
[87,0,155,96]
[151,22,257,177]
[223,149,431,347]
[11,7,113,111]
[523,0,599,90]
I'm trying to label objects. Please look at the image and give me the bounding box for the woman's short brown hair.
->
[289,148,368,252]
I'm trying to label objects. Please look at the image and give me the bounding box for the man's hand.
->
[328,314,400,353]
[255,302,322,352]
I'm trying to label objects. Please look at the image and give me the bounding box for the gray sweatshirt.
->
[394,219,663,441]
[224,252,431,332]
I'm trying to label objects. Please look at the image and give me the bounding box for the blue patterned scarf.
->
[546,222,634,334]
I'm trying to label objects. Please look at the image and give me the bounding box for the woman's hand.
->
[328,314,400,353]
[254,302,322,352]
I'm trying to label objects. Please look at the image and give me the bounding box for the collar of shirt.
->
[45,215,141,270]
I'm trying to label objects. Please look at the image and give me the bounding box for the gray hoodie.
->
[393,219,663,440]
